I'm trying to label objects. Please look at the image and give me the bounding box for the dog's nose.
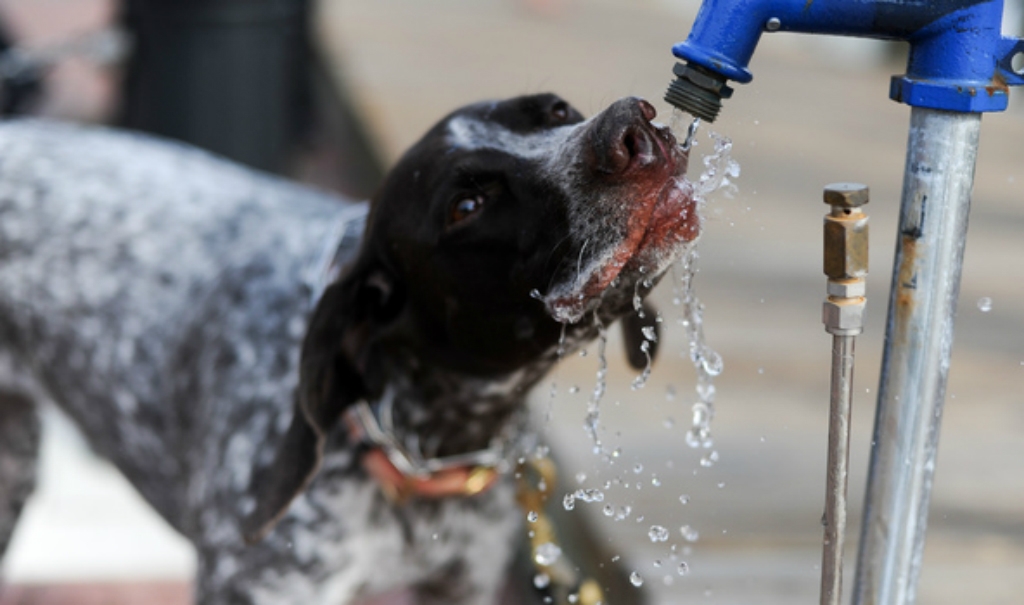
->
[587,98,660,177]
[636,98,657,121]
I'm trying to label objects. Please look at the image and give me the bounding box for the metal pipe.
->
[822,334,855,605]
[820,183,869,605]
[853,108,981,605]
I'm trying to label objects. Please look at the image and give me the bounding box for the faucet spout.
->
[665,0,1024,121]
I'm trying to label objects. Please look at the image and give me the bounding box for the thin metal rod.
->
[853,108,981,605]
[821,334,855,605]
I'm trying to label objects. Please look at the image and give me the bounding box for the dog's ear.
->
[620,302,660,371]
[243,262,403,543]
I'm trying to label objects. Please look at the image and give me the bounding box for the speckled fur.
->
[0,93,694,605]
[0,121,527,605]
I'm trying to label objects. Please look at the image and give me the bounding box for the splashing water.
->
[562,113,737,578]
[676,249,722,450]
[583,316,609,453]
[563,493,576,511]
[671,109,741,199]
[535,542,563,566]
[630,339,654,391]
[664,113,736,451]
[648,525,670,543]
[669,110,701,152]
[680,524,700,543]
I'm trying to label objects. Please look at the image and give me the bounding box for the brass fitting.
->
[822,183,869,336]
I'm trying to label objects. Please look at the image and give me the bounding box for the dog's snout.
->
[586,98,663,177]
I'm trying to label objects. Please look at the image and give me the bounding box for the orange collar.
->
[361,448,499,503]
[344,400,505,503]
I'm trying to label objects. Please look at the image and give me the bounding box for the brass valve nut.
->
[822,297,866,336]
[823,212,869,280]
[823,183,869,209]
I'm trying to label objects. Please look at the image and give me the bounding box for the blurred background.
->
[1,0,1023,603]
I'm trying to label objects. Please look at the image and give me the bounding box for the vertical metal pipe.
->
[820,182,868,605]
[821,333,855,605]
[853,108,981,605]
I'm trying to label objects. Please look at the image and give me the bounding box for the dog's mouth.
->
[544,109,699,324]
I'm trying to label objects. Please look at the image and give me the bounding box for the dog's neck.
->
[377,359,550,460]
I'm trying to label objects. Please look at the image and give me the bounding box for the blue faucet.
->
[665,0,1024,121]
[666,3,1024,605]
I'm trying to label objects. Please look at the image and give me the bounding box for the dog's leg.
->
[0,390,41,563]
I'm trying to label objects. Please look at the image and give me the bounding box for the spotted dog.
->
[0,94,696,604]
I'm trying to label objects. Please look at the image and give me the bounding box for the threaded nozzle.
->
[663,62,732,123]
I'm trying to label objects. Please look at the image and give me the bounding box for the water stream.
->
[558,111,740,590]
[670,112,738,454]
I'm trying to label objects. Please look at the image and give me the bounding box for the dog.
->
[0,93,696,604]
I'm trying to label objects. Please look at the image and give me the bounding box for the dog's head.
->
[245,94,698,541]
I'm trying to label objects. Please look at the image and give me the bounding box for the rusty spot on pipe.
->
[986,73,1009,97]
[895,235,919,314]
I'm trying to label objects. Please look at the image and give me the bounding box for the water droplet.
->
[651,475,662,487]
[629,571,644,587]
[685,430,702,449]
[648,525,670,542]
[614,505,632,521]
[569,385,580,394]
[612,447,622,458]
[677,561,690,576]
[680,525,699,542]
[679,494,690,505]
[563,494,576,511]
[603,504,615,517]
[535,542,562,566]
[633,463,644,474]
[978,297,993,312]
[699,450,720,467]
[527,511,538,523]
[654,559,662,568]
[530,289,543,300]
[699,351,723,376]
[641,326,658,342]
[534,573,551,589]
[575,488,605,503]
[663,416,676,429]
[575,472,587,484]
[717,482,725,489]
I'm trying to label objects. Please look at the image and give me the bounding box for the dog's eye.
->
[449,195,486,226]
[550,101,570,123]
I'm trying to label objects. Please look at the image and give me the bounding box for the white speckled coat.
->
[0,92,695,605]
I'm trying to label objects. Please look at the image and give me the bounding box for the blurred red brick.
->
[0,582,191,605]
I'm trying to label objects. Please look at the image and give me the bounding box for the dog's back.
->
[0,120,365,537]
